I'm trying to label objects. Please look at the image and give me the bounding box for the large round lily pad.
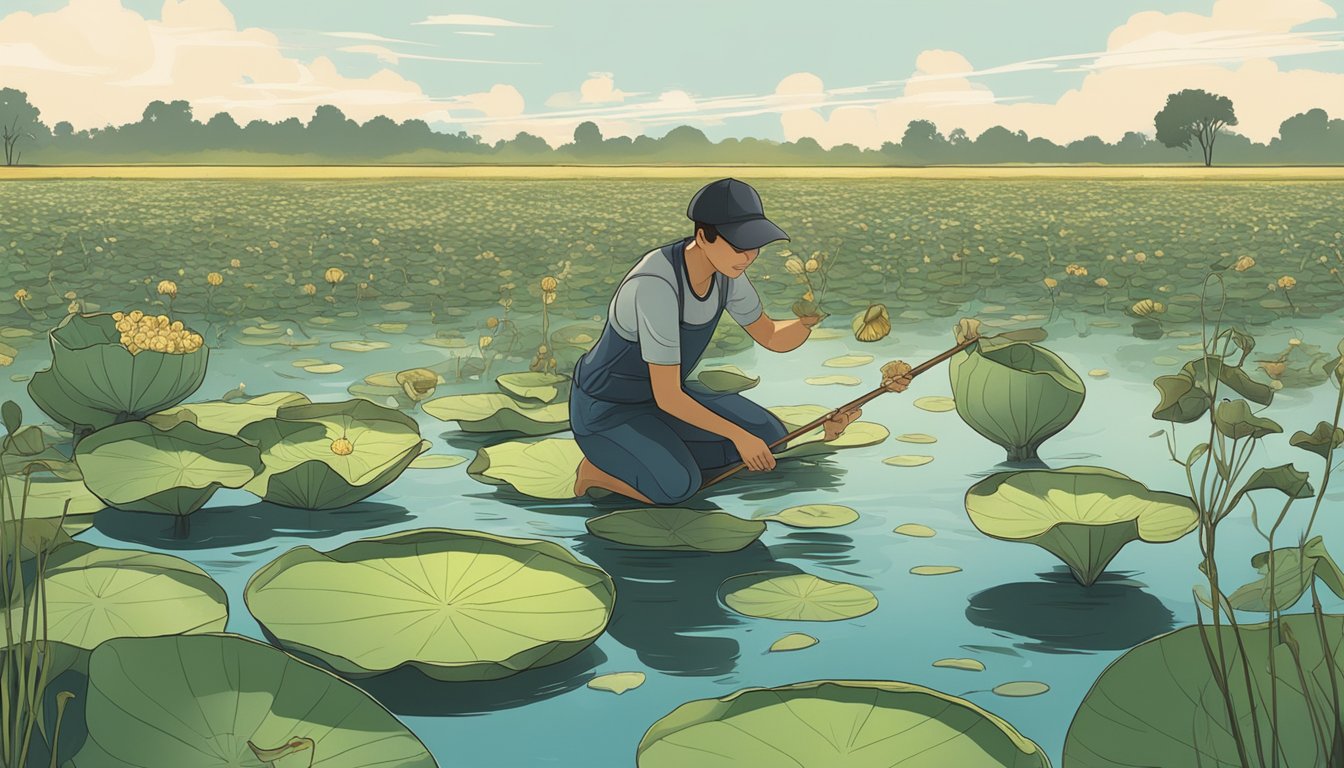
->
[20,543,228,650]
[587,508,765,552]
[69,634,437,768]
[496,371,572,404]
[422,393,570,436]
[949,340,1085,462]
[75,419,263,516]
[148,391,311,435]
[245,528,616,681]
[720,572,877,621]
[965,465,1199,586]
[638,680,1050,767]
[1065,614,1343,768]
[240,399,430,510]
[467,438,586,499]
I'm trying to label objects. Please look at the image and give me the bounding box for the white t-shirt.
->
[608,246,764,365]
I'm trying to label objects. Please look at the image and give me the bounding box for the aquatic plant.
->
[245,528,615,681]
[948,339,1086,462]
[964,466,1199,586]
[639,680,1049,767]
[496,371,572,404]
[851,304,891,342]
[27,312,208,438]
[422,392,570,435]
[586,508,765,552]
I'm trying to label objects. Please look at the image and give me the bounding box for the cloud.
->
[413,14,546,28]
[322,31,428,47]
[337,44,532,66]
[455,31,495,37]
[0,0,478,129]
[544,72,637,108]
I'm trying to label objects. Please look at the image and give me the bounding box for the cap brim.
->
[718,218,789,250]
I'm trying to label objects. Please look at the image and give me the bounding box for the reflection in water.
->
[703,458,848,503]
[965,569,1176,654]
[349,646,608,717]
[574,537,800,677]
[89,501,413,550]
[769,531,861,576]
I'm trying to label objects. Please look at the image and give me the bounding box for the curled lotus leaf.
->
[965,466,1198,586]
[1181,355,1274,406]
[1151,374,1211,423]
[495,371,572,404]
[1213,399,1282,440]
[1289,421,1344,460]
[638,680,1049,768]
[421,393,570,436]
[949,341,1085,462]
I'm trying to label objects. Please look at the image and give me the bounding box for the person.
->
[570,178,909,505]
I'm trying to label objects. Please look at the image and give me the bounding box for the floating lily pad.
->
[374,322,408,333]
[291,357,324,367]
[245,528,615,681]
[897,433,937,443]
[587,508,765,552]
[993,681,1050,698]
[467,438,585,498]
[770,405,890,457]
[720,572,877,621]
[150,391,312,437]
[70,634,436,768]
[588,672,646,695]
[807,327,846,340]
[894,523,936,538]
[911,565,961,576]
[637,680,1049,768]
[380,301,413,311]
[768,633,819,653]
[754,504,858,529]
[823,354,875,368]
[303,362,344,374]
[330,340,391,353]
[422,393,570,435]
[496,371,572,404]
[934,658,985,672]
[695,366,760,394]
[408,453,466,469]
[1088,369,1109,378]
[885,455,934,467]
[420,337,472,350]
[914,396,956,412]
[805,375,862,386]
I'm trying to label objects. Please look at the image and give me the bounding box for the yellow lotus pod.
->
[1131,299,1165,317]
[112,311,125,321]
[805,258,819,273]
[230,258,241,268]
[542,291,556,305]
[207,271,223,287]
[156,314,169,327]
[479,335,494,350]
[330,437,354,456]
[13,289,30,302]
[1043,277,1058,289]
[485,317,499,329]
[1232,256,1255,272]
[170,320,184,332]
[1277,275,1296,289]
[116,319,133,332]
[395,368,439,402]
[128,310,144,322]
[302,283,317,296]
[166,341,180,354]
[150,337,168,352]
[156,280,178,297]
[853,304,892,343]
[540,276,559,292]
[784,257,805,275]
[324,267,346,285]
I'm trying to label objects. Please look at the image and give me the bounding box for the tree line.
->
[1,86,1341,166]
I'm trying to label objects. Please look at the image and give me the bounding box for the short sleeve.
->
[629,277,682,365]
[724,273,764,326]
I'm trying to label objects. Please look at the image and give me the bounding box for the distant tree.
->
[901,119,946,162]
[203,112,240,149]
[0,88,43,165]
[497,131,551,155]
[948,127,969,147]
[1272,108,1329,162]
[308,105,359,155]
[1154,89,1237,166]
[571,121,603,155]
[53,120,73,138]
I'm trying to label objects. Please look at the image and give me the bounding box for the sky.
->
[2,0,1343,148]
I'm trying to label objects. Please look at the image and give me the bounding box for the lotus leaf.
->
[408,453,466,469]
[422,393,570,435]
[769,633,819,652]
[914,396,957,412]
[754,504,858,529]
[1207,536,1344,612]
[588,672,646,695]
[239,399,430,510]
[823,354,875,368]
[1213,399,1281,440]
[467,438,586,498]
[1,473,103,557]
[27,313,207,433]
[69,634,436,768]
[965,466,1199,586]
[245,528,615,681]
[1181,355,1275,405]
[1290,421,1344,459]
[18,543,227,649]
[911,565,961,575]
[693,366,759,394]
[496,371,572,404]
[637,680,1049,768]
[1064,613,1344,768]
[75,420,263,516]
[949,341,1085,462]
[1151,373,1212,423]
[587,507,765,552]
[933,658,985,671]
[804,375,861,386]
[149,391,311,436]
[720,572,878,621]
[894,523,936,538]
[993,681,1049,698]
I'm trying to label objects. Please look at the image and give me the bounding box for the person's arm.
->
[649,363,776,471]
[742,312,820,352]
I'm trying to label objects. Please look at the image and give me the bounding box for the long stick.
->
[700,337,977,491]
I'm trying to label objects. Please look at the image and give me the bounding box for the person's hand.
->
[955,317,982,345]
[798,313,824,328]
[822,407,862,442]
[733,432,777,472]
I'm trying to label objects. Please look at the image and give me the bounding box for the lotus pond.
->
[0,177,1342,767]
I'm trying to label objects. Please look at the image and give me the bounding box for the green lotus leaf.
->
[1064,614,1344,768]
[27,313,207,433]
[1289,421,1344,460]
[754,504,859,529]
[949,341,1085,462]
[1204,535,1343,612]
[149,391,311,436]
[693,365,760,394]
[239,399,429,510]
[586,508,765,552]
[965,466,1199,586]
[421,393,570,435]
[1225,463,1314,516]
[638,680,1049,768]
[15,543,227,649]
[69,634,436,768]
[75,420,263,516]
[769,405,890,458]
[1213,399,1282,440]
[496,371,572,404]
[466,438,585,499]
[1181,355,1274,405]
[1152,373,1212,423]
[720,572,878,621]
[245,528,615,681]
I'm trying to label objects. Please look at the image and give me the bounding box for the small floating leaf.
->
[823,354,875,368]
[588,672,646,695]
[934,658,985,672]
[380,301,413,311]
[884,455,933,467]
[291,358,324,368]
[330,340,391,353]
[913,396,956,412]
[768,633,819,652]
[1088,369,1109,378]
[893,523,936,538]
[303,363,344,374]
[911,565,961,575]
[805,375,862,386]
[408,454,466,470]
[754,504,858,529]
[993,681,1050,698]
[1153,355,1180,366]
[721,573,877,621]
[896,433,936,444]
[587,508,765,552]
[374,322,408,334]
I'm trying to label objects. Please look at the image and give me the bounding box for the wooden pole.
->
[699,337,977,491]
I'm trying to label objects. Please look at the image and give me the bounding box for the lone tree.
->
[1154,89,1237,166]
[0,88,41,166]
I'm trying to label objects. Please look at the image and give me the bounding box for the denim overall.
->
[570,236,788,504]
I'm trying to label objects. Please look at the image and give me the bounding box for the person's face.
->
[697,229,759,278]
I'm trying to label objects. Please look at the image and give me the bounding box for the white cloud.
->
[544,72,637,108]
[413,14,546,28]
[322,31,428,47]
[0,0,475,129]
[337,44,531,66]
[455,31,495,37]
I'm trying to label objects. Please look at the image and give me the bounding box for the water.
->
[7,303,1341,767]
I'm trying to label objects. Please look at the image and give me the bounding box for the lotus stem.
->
[48,691,74,768]
[172,515,190,540]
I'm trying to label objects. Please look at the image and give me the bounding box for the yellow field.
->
[2,165,1343,181]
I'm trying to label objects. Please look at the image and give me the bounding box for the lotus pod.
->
[395,368,439,402]
[949,340,1085,462]
[852,304,891,342]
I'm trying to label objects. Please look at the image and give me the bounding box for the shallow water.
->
[6,303,1340,767]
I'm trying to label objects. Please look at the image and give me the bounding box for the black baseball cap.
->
[686,178,790,250]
